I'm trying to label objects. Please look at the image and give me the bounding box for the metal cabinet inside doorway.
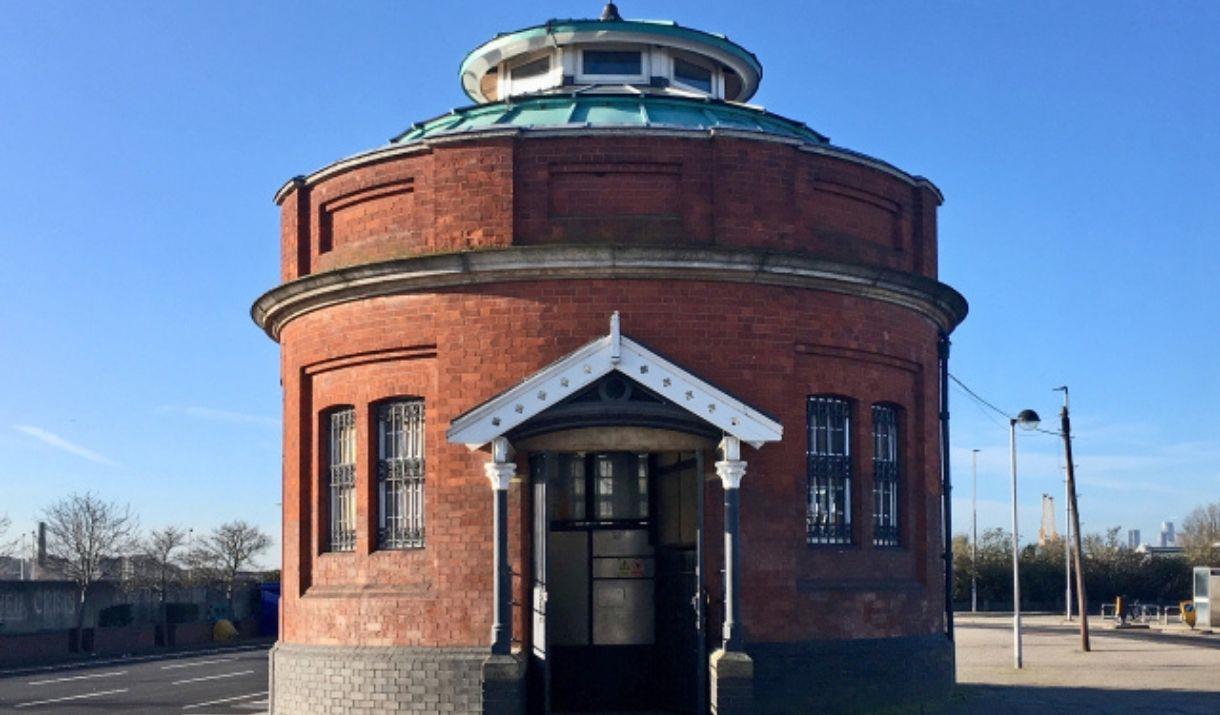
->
[547,452,655,649]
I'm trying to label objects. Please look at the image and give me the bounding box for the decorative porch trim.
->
[446,313,783,450]
[251,245,969,340]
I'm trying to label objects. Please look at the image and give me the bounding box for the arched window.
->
[807,396,852,544]
[376,399,425,549]
[872,404,901,547]
[325,407,357,553]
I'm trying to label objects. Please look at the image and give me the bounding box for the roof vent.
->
[600,3,622,21]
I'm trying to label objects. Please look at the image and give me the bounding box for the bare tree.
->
[1182,502,1220,566]
[190,521,272,618]
[143,526,188,618]
[0,514,14,558]
[41,493,138,631]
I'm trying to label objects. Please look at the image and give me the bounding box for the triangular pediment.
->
[446,313,783,449]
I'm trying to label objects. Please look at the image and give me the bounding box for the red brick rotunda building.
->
[253,5,967,714]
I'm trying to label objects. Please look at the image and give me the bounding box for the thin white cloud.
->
[13,425,120,467]
[158,405,279,429]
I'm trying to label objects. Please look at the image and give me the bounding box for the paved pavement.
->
[0,644,269,714]
[934,613,1220,714]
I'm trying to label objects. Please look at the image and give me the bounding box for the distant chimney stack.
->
[33,522,47,580]
[36,522,46,566]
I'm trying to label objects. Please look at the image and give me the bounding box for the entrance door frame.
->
[529,447,707,714]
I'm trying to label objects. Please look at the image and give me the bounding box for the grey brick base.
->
[746,633,955,714]
[269,642,525,715]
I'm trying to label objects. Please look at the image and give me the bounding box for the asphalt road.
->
[0,644,269,714]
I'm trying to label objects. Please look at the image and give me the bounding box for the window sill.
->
[804,540,858,550]
[304,583,432,599]
[370,546,426,555]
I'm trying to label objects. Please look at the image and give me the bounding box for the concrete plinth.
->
[709,648,755,714]
[481,653,526,715]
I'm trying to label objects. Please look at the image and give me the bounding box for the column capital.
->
[485,461,515,491]
[715,459,747,490]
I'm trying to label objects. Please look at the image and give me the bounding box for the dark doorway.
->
[530,451,703,714]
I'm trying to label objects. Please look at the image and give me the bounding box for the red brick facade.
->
[259,115,971,707]
[276,136,938,283]
[266,131,957,652]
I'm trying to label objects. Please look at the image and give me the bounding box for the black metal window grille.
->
[327,408,357,552]
[807,396,852,544]
[872,405,900,547]
[377,399,425,549]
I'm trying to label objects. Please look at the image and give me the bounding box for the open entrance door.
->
[530,454,552,714]
[530,450,704,714]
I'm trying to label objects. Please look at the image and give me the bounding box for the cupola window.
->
[506,53,555,96]
[511,55,551,81]
[673,56,713,93]
[582,49,643,77]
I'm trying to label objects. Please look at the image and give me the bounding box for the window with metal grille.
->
[376,399,425,549]
[872,404,900,547]
[326,408,357,552]
[807,396,852,544]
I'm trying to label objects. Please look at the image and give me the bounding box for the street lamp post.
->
[19,532,28,581]
[1010,408,1040,670]
[972,449,980,614]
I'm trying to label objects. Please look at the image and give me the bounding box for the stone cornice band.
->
[251,245,968,341]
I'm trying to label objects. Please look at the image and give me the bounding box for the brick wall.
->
[276,134,940,283]
[748,633,953,713]
[275,281,945,648]
[265,127,957,715]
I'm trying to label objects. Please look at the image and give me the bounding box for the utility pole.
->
[1064,459,1072,621]
[1055,386,1090,652]
[972,449,980,614]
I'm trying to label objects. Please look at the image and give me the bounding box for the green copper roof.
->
[390,94,828,146]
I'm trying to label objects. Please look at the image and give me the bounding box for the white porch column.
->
[485,437,515,655]
[716,436,747,650]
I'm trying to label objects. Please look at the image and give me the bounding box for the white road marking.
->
[171,669,256,685]
[0,643,269,677]
[28,669,127,685]
[160,657,237,670]
[181,690,268,710]
[14,687,128,708]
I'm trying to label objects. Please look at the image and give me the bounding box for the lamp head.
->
[1016,409,1041,431]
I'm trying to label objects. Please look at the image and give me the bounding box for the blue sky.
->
[1,2,1217,567]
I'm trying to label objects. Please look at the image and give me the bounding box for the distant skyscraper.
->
[1128,529,1141,549]
[1038,494,1057,545]
[1160,521,1176,547]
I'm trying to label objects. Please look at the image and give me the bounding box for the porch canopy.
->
[446,312,783,450]
[451,313,781,658]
